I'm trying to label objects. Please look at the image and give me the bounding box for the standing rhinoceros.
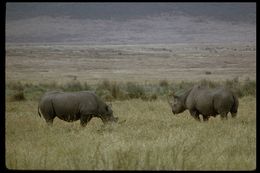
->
[168,84,239,121]
[38,91,118,126]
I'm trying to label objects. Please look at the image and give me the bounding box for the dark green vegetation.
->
[6,77,256,102]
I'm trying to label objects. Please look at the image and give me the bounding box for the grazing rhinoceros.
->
[38,91,118,126]
[168,84,239,121]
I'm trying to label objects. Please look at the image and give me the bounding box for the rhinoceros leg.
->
[189,110,200,122]
[80,115,92,127]
[231,112,237,118]
[202,115,209,121]
[46,118,54,126]
[220,112,228,120]
[42,112,55,126]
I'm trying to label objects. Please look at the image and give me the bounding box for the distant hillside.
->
[6,3,256,44]
[6,3,256,23]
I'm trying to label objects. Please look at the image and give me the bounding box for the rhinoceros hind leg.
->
[45,118,54,126]
[202,115,209,122]
[220,112,228,120]
[231,112,237,118]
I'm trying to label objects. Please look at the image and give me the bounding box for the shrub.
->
[62,80,83,91]
[225,77,239,88]
[7,81,24,91]
[224,77,242,97]
[177,81,194,90]
[205,71,212,75]
[241,78,256,97]
[6,78,256,102]
[159,80,169,88]
[10,90,26,101]
[100,80,112,91]
[83,82,92,91]
[111,82,120,99]
[149,93,158,101]
[199,79,217,88]
[126,82,145,99]
[39,81,59,90]
[48,81,59,89]
[95,89,113,102]
[96,81,127,100]
[23,85,46,100]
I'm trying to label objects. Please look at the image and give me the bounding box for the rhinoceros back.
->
[51,91,98,121]
[185,85,237,116]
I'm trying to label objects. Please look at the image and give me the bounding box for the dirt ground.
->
[5,43,256,84]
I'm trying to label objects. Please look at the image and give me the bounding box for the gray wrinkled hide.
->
[38,91,118,126]
[169,85,239,121]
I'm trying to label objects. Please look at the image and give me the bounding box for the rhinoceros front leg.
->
[202,115,209,122]
[189,110,200,122]
[231,112,237,118]
[80,115,92,127]
[45,118,54,126]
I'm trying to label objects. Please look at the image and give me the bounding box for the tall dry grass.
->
[5,96,256,170]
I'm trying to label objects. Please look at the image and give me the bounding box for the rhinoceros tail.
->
[38,105,42,117]
[231,94,239,114]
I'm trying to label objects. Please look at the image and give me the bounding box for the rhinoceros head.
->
[99,104,119,124]
[168,94,186,114]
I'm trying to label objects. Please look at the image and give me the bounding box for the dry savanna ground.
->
[6,43,256,84]
[5,43,256,170]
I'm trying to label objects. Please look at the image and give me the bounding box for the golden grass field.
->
[5,97,256,170]
[5,43,256,170]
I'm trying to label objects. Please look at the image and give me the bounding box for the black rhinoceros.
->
[168,84,239,121]
[38,91,118,126]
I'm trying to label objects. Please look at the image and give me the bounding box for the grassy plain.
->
[5,43,256,170]
[5,97,256,170]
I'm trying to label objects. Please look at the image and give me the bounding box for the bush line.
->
[6,77,256,101]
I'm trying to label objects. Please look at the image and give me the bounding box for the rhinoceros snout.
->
[103,116,119,124]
